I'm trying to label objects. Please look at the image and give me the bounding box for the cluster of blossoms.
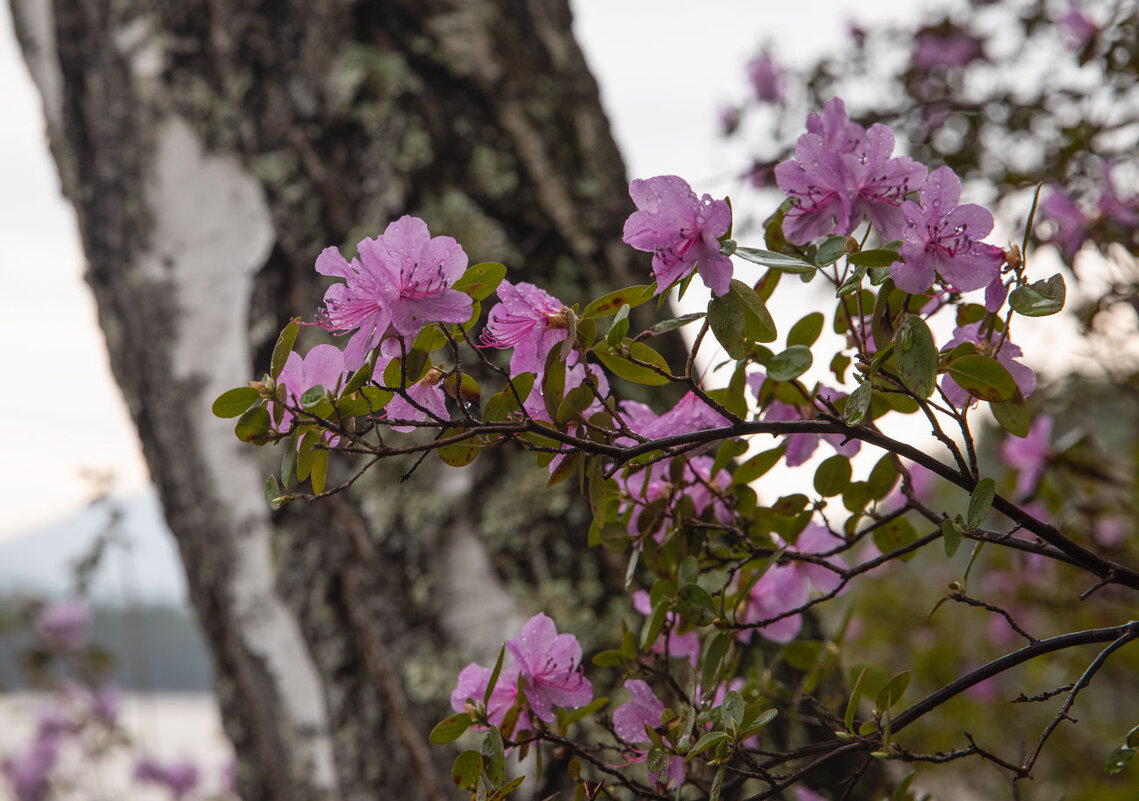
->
[211,88,1089,800]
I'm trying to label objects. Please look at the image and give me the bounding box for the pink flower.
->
[317,216,473,369]
[739,525,845,643]
[373,340,448,433]
[632,592,701,666]
[1056,3,1097,51]
[450,662,530,731]
[36,600,91,653]
[1040,188,1088,262]
[612,680,685,789]
[746,52,787,104]
[749,374,859,467]
[622,176,733,297]
[613,679,664,744]
[939,323,1035,410]
[618,392,729,443]
[507,613,593,723]
[2,737,58,801]
[1002,415,1052,498]
[134,758,200,799]
[912,28,984,70]
[890,167,1004,295]
[482,281,570,377]
[775,98,927,244]
[523,361,609,425]
[274,344,350,433]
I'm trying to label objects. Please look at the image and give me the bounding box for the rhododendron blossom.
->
[775,98,927,244]
[482,280,571,377]
[507,613,593,723]
[890,166,1004,295]
[746,51,786,104]
[450,662,529,731]
[622,175,733,296]
[749,374,860,467]
[612,680,685,788]
[317,216,472,368]
[275,344,350,434]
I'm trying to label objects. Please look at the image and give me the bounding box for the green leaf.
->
[845,666,867,732]
[844,382,872,426]
[734,246,816,274]
[453,261,507,300]
[700,633,732,699]
[270,319,299,380]
[942,517,965,558]
[946,354,1018,402]
[606,303,631,347]
[873,516,918,560]
[814,455,852,497]
[1106,746,1136,775]
[640,600,669,652]
[310,448,328,494]
[848,249,902,268]
[992,392,1031,437]
[598,523,630,553]
[787,312,825,348]
[836,263,868,297]
[413,324,448,354]
[867,455,899,500]
[558,696,608,731]
[968,477,995,530]
[213,386,261,418]
[300,385,327,410]
[708,290,748,359]
[430,713,473,745]
[581,284,656,319]
[876,671,911,710]
[264,475,284,510]
[235,406,272,444]
[767,345,812,382]
[1125,724,1139,749]
[451,750,484,790]
[1009,273,1066,317]
[593,341,671,385]
[733,446,784,485]
[689,730,730,758]
[676,583,716,626]
[730,279,778,343]
[641,312,706,339]
[894,315,938,398]
[720,691,745,734]
[482,727,506,785]
[815,235,849,267]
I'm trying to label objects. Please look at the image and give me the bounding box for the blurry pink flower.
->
[623,175,733,297]
[746,52,787,104]
[1056,3,1097,51]
[2,737,58,801]
[1002,415,1052,498]
[1094,517,1128,548]
[912,28,984,69]
[317,216,472,368]
[750,374,859,467]
[134,757,200,799]
[482,281,570,377]
[36,600,91,653]
[1040,188,1087,262]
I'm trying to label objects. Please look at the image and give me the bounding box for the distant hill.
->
[0,486,187,604]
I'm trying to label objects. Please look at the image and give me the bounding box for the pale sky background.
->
[3,0,1086,542]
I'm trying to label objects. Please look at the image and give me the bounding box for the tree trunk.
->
[10,2,639,798]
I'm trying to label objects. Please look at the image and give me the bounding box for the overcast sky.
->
[0,1,945,539]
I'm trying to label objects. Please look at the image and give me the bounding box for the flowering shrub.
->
[203,71,1139,797]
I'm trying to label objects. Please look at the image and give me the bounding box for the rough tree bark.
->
[10,2,642,798]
